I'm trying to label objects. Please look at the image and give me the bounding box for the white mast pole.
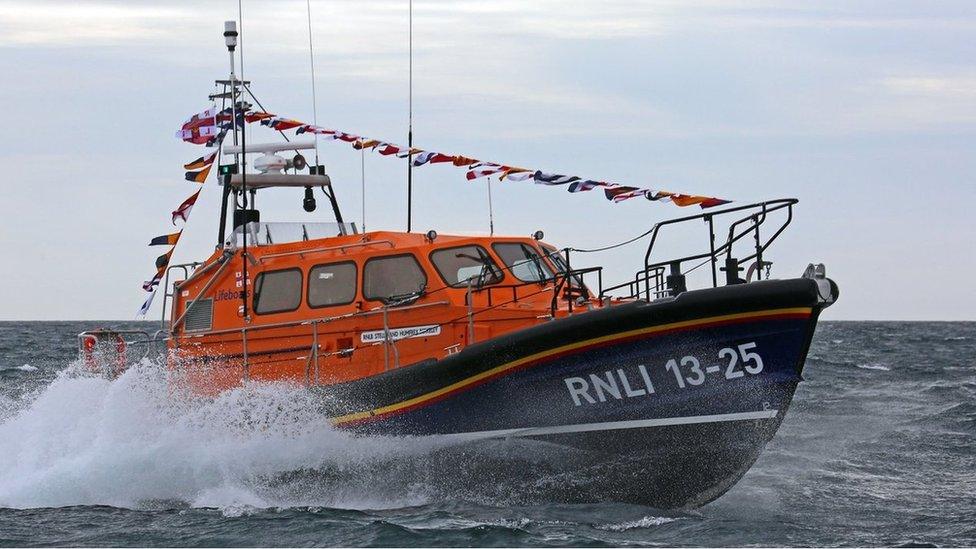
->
[225,19,249,322]
[225,21,239,153]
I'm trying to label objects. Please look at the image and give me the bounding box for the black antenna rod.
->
[216,81,231,247]
[406,0,413,232]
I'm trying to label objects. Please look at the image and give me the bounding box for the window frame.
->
[541,242,585,287]
[306,260,359,309]
[540,244,564,271]
[491,242,554,283]
[361,253,429,303]
[428,244,505,289]
[252,267,304,315]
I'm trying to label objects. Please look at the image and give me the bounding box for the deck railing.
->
[600,198,798,301]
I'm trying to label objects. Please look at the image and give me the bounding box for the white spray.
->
[0,360,446,510]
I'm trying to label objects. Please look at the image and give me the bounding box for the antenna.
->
[487,177,495,236]
[361,147,366,232]
[306,0,320,167]
[406,0,413,232]
[224,21,239,154]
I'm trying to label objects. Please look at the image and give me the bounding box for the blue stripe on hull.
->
[363,316,811,437]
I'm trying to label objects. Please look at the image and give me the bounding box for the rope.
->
[685,256,712,274]
[569,225,657,253]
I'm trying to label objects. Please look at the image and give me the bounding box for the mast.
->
[225,20,249,321]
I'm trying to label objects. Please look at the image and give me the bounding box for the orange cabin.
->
[167,227,604,392]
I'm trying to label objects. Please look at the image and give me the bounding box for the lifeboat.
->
[158,178,836,508]
[79,22,839,509]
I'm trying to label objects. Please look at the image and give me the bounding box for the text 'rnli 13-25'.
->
[563,342,765,406]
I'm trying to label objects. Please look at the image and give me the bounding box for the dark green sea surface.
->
[0,321,973,547]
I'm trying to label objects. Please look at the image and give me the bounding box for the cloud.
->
[0,3,196,47]
[4,0,973,50]
[882,75,976,98]
[1,1,974,319]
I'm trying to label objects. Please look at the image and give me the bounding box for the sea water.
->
[0,321,973,546]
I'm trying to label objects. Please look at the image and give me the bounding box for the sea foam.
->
[0,360,444,510]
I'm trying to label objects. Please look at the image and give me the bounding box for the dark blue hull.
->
[322,278,829,508]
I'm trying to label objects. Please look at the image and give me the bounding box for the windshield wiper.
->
[456,251,501,288]
[386,283,427,306]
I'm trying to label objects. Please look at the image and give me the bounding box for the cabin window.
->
[253,268,303,314]
[492,243,554,283]
[541,244,568,273]
[542,243,584,287]
[363,254,428,302]
[308,262,357,308]
[430,245,504,287]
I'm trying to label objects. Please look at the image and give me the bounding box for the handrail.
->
[596,199,798,301]
[77,329,157,363]
[466,264,601,309]
[736,205,794,265]
[77,329,154,346]
[257,239,395,262]
[174,259,219,290]
[161,262,201,329]
[600,265,666,300]
[644,204,782,272]
[186,299,452,339]
[465,281,476,343]
[643,199,796,267]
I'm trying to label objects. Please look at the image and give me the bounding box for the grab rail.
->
[161,261,203,329]
[600,198,798,301]
[257,239,395,262]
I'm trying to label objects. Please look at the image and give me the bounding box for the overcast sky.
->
[0,1,973,320]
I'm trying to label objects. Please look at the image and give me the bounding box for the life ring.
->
[82,335,98,371]
[80,331,128,377]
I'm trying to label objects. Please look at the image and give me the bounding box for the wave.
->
[0,360,456,510]
[857,363,891,371]
[0,363,38,372]
[595,515,678,531]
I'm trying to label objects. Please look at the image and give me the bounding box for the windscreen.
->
[492,243,553,283]
[430,245,503,287]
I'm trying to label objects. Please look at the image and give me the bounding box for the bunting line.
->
[149,231,182,247]
[140,107,226,317]
[171,189,202,225]
[145,103,732,316]
[185,162,214,183]
[250,112,731,208]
